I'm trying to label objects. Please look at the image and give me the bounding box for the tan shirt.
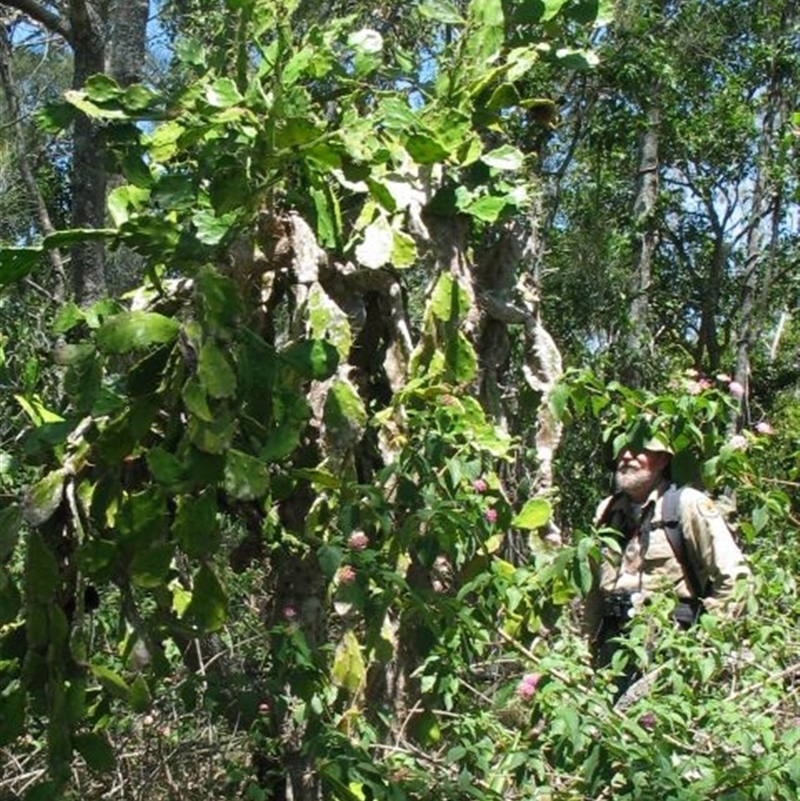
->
[583,481,750,635]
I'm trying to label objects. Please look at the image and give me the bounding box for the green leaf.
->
[182,376,214,421]
[130,542,174,588]
[205,77,243,108]
[430,272,471,322]
[121,83,159,112]
[90,664,131,702]
[198,340,237,398]
[173,490,220,559]
[355,214,394,269]
[0,688,25,747]
[185,563,228,632]
[64,89,127,119]
[129,674,152,713]
[512,498,552,530]
[74,732,116,773]
[108,184,150,226]
[406,133,449,164]
[23,469,67,527]
[0,247,43,287]
[147,447,185,487]
[84,74,122,103]
[0,504,23,564]
[196,266,242,332]
[192,209,237,245]
[224,450,269,501]
[332,630,366,694]
[0,571,21,625]
[446,331,478,383]
[97,312,180,354]
[481,145,524,171]
[461,194,509,223]
[280,340,340,380]
[318,545,343,580]
[418,0,465,24]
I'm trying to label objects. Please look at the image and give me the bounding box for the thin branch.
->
[0,0,72,42]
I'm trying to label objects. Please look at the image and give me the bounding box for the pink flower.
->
[338,565,357,585]
[485,508,498,524]
[755,421,774,436]
[686,380,703,395]
[729,434,748,451]
[282,605,297,620]
[472,478,488,493]
[684,368,699,378]
[699,378,713,391]
[729,381,745,399]
[258,702,270,715]
[638,711,656,731]
[716,373,732,384]
[348,531,369,550]
[516,672,541,700]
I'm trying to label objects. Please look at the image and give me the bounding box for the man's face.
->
[614,448,670,501]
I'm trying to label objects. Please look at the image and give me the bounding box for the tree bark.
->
[624,95,660,386]
[0,22,67,298]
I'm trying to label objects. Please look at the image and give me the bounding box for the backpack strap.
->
[650,487,707,599]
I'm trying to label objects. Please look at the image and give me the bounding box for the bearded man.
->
[583,431,751,684]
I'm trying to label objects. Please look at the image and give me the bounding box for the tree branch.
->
[0,0,72,42]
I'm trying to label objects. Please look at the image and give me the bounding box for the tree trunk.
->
[0,23,67,298]
[69,0,110,304]
[624,95,660,386]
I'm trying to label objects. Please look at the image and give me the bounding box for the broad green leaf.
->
[512,498,552,530]
[108,184,150,226]
[465,0,504,64]
[192,209,237,245]
[130,542,174,588]
[446,331,478,383]
[97,312,180,354]
[355,214,394,269]
[0,247,42,287]
[392,228,417,268]
[481,145,524,171]
[74,732,115,773]
[147,120,185,162]
[129,674,152,713]
[84,74,122,102]
[418,0,465,24]
[173,490,220,559]
[224,450,269,501]
[52,302,85,334]
[323,376,368,451]
[318,545,343,579]
[198,340,237,398]
[182,376,214,421]
[188,413,236,454]
[0,573,21,626]
[205,77,243,108]
[23,469,67,527]
[185,563,228,632]
[0,504,23,563]
[430,272,471,322]
[147,447,185,486]
[90,664,131,702]
[196,266,242,332]
[462,194,509,223]
[43,228,116,249]
[280,339,339,380]
[0,688,25,746]
[308,284,352,359]
[406,133,449,164]
[121,83,159,112]
[332,630,366,694]
[64,89,127,119]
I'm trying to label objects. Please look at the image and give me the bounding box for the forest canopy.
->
[0,1,797,799]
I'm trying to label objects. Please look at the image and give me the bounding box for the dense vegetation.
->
[0,1,797,799]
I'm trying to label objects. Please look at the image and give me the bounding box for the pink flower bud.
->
[472,478,488,493]
[729,381,745,399]
[638,711,656,730]
[516,672,541,700]
[258,702,270,715]
[348,531,369,550]
[338,565,357,585]
[729,434,748,451]
[754,421,774,436]
[485,508,498,524]
[282,605,297,620]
